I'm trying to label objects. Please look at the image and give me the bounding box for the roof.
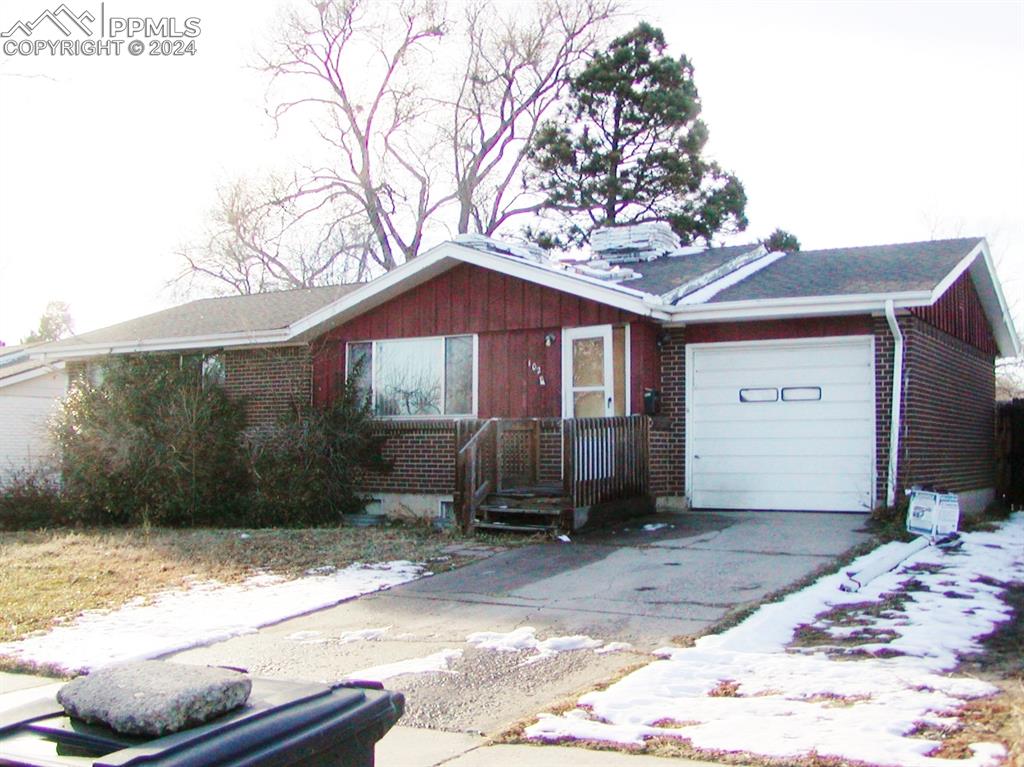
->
[709,239,984,302]
[622,245,761,295]
[42,284,361,352]
[31,234,1020,361]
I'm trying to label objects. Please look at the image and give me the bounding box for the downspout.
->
[884,300,904,507]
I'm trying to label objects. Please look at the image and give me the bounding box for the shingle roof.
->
[621,245,762,296]
[708,238,982,303]
[47,284,361,348]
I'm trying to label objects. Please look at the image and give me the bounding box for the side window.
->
[202,355,226,388]
[346,342,373,404]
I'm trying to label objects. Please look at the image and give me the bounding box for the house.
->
[0,344,67,483]
[34,226,1021,530]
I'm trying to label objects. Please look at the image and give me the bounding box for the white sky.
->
[1,0,1022,345]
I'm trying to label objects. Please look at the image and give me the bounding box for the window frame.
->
[345,334,479,419]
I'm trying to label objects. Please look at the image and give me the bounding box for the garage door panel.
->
[690,488,872,512]
[692,455,873,477]
[693,469,870,494]
[693,418,873,441]
[693,402,873,423]
[694,344,871,371]
[692,365,873,389]
[692,383,872,406]
[688,337,875,513]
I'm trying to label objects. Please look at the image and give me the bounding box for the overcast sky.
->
[1,0,1021,347]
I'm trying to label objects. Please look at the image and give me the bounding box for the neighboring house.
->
[34,226,1021,530]
[0,344,67,484]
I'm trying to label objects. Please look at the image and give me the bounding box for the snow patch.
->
[526,515,1024,767]
[595,641,633,655]
[347,649,462,682]
[467,627,604,665]
[0,561,428,673]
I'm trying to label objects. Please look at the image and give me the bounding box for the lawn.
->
[0,524,515,658]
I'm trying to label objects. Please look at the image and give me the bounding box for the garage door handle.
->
[694,455,701,459]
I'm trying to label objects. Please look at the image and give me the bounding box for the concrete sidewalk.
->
[376,725,716,766]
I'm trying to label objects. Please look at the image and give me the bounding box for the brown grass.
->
[0,524,512,653]
[947,582,1024,766]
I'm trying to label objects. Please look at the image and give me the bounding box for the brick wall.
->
[650,328,686,496]
[899,317,995,493]
[873,315,899,506]
[356,420,457,495]
[223,347,312,430]
[874,314,996,504]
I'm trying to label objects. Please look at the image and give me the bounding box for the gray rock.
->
[57,661,252,736]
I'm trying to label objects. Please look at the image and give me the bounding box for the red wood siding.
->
[685,315,874,344]
[312,263,660,418]
[910,272,997,356]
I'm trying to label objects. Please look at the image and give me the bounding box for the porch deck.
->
[455,416,651,533]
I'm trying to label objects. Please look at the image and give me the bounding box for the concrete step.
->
[479,505,560,517]
[473,521,557,533]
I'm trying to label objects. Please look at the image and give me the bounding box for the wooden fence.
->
[996,399,1024,506]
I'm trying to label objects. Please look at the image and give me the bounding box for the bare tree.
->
[175,177,375,295]
[176,0,617,293]
[448,0,616,235]
[262,0,451,271]
[262,0,614,263]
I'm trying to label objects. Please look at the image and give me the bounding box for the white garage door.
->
[686,336,875,512]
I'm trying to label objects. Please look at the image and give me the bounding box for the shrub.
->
[52,355,251,526]
[247,372,389,526]
[0,466,67,530]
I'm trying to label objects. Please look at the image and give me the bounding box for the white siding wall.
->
[0,369,67,484]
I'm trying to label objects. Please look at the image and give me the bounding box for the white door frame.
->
[684,334,877,510]
[562,324,615,418]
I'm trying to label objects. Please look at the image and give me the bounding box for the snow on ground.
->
[285,627,390,645]
[468,626,604,665]
[347,649,463,683]
[528,514,1024,767]
[0,562,427,673]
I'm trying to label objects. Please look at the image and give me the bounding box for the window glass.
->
[782,386,822,402]
[739,387,778,403]
[347,342,372,403]
[375,338,443,416]
[572,337,604,387]
[348,336,475,417]
[444,336,473,415]
[202,355,226,388]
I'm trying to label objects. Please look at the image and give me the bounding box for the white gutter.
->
[884,299,904,508]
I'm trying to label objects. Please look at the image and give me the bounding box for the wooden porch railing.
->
[455,415,650,530]
[455,418,497,531]
[562,415,649,508]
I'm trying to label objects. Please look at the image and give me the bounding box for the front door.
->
[562,325,616,418]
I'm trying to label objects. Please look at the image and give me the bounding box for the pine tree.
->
[527,22,747,245]
[764,228,801,252]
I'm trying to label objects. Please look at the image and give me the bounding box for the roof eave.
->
[32,328,297,362]
[664,291,936,325]
[0,360,66,389]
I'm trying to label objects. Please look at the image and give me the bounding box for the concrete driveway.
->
[171,511,871,738]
